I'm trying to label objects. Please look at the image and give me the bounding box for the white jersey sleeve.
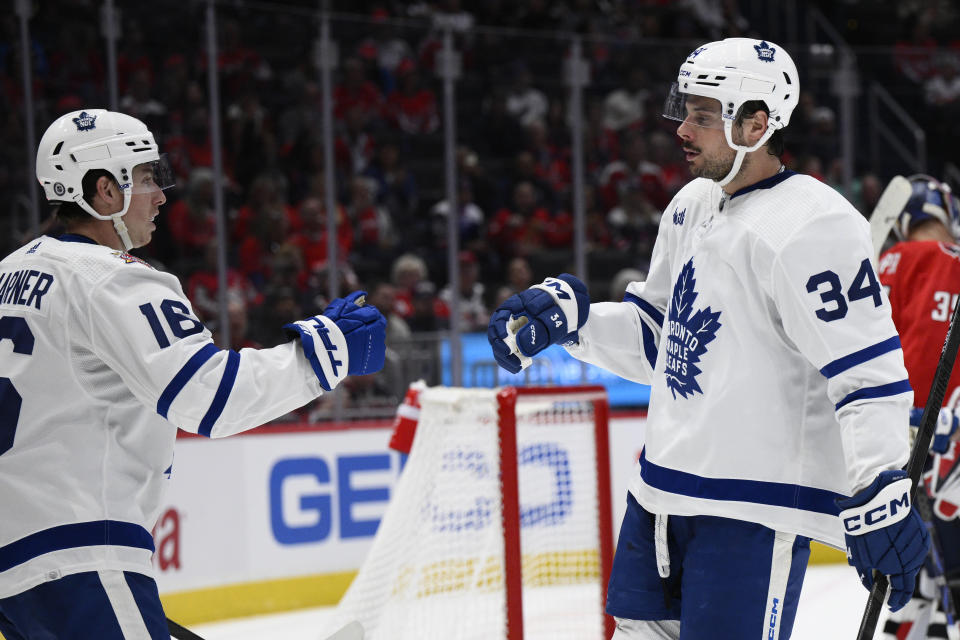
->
[565,208,680,383]
[769,208,911,492]
[85,264,322,438]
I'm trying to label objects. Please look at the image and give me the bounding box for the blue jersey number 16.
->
[0,316,35,456]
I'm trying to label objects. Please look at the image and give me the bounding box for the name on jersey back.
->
[0,269,54,311]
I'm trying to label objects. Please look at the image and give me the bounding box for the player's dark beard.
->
[686,128,748,182]
[688,147,739,181]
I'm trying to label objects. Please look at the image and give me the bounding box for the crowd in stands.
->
[2,0,958,413]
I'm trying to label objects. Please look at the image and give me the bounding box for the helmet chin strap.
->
[716,148,747,188]
[715,122,775,189]
[111,214,135,252]
[75,185,135,251]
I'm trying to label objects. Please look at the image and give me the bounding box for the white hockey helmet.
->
[663,38,799,185]
[36,109,174,249]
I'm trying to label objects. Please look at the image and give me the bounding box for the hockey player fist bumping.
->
[487,274,589,373]
[285,291,387,391]
[836,470,930,611]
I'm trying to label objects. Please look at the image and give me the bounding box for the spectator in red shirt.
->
[165,167,216,269]
[287,196,353,275]
[213,18,272,96]
[598,130,669,212]
[185,241,263,329]
[334,57,384,123]
[233,173,300,287]
[233,173,301,242]
[385,59,439,135]
[487,181,568,259]
[164,106,223,181]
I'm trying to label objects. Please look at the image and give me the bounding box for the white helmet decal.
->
[72,110,98,131]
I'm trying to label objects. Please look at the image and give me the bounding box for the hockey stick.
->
[856,264,960,638]
[167,617,206,640]
[868,175,912,261]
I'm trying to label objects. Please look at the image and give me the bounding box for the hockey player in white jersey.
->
[0,109,386,639]
[488,39,929,638]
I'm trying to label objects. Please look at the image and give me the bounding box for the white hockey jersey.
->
[0,235,324,598]
[566,171,912,548]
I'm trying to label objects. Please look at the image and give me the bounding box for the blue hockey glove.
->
[487,274,589,374]
[285,291,386,390]
[836,469,930,612]
[910,407,959,454]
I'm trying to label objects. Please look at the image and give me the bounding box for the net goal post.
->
[328,384,615,640]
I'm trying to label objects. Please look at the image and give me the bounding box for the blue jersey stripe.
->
[639,449,842,516]
[157,343,220,419]
[640,322,657,370]
[835,379,912,411]
[623,293,665,328]
[285,322,332,391]
[820,336,902,379]
[198,350,240,437]
[0,520,154,573]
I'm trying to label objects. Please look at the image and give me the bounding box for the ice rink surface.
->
[192,564,887,640]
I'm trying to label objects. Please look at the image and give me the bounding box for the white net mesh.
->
[328,386,608,640]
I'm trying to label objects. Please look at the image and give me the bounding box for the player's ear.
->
[93,175,122,211]
[745,110,769,146]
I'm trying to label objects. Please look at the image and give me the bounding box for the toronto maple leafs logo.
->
[754,41,776,63]
[664,259,722,399]
[672,207,686,225]
[688,46,706,60]
[72,111,97,131]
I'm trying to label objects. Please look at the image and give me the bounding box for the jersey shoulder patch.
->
[109,251,155,269]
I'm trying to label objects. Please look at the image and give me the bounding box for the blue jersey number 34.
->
[806,258,882,322]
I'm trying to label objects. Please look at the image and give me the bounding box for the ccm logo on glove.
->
[841,478,911,534]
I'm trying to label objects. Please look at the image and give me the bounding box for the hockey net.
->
[327,385,614,640]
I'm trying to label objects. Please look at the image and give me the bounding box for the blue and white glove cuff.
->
[839,477,912,536]
[531,277,582,332]
[285,315,349,392]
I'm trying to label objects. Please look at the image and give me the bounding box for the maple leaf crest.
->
[664,259,722,399]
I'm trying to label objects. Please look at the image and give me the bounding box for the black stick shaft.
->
[168,617,206,640]
[856,293,960,638]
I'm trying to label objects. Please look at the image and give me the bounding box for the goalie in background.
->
[0,109,386,640]
[878,175,960,638]
[488,38,929,639]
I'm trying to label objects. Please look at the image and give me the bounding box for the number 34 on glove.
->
[487,274,590,374]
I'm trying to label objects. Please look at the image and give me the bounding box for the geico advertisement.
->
[152,417,646,594]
